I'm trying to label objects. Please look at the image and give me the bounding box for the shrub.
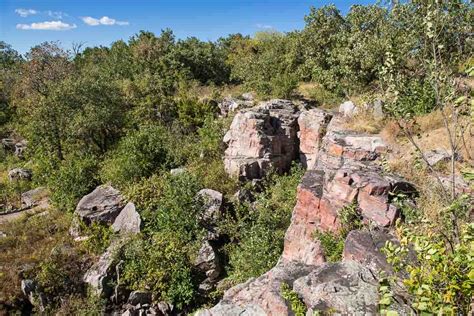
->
[176,97,218,131]
[120,231,197,309]
[270,73,298,99]
[125,172,204,238]
[313,230,345,263]
[383,203,474,315]
[281,283,307,316]
[100,126,182,189]
[42,154,99,212]
[225,165,304,283]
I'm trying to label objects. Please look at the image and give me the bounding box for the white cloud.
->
[15,8,38,17]
[81,16,129,26]
[46,10,68,19]
[82,16,100,26]
[256,23,273,29]
[16,21,77,31]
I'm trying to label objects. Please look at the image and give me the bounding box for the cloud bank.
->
[82,16,129,26]
[16,21,77,31]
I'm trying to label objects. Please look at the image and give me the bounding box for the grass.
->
[0,209,93,312]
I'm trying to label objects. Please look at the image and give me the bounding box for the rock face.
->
[75,185,125,225]
[343,229,396,273]
[8,168,32,182]
[202,107,415,315]
[298,109,333,169]
[197,260,315,316]
[223,99,299,180]
[111,202,141,234]
[195,241,222,292]
[339,100,357,117]
[83,240,122,296]
[293,261,379,315]
[218,97,253,117]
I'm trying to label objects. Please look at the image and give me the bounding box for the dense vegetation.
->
[0,1,472,314]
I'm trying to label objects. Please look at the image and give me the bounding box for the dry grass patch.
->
[0,209,91,312]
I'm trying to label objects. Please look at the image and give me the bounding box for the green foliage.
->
[100,126,182,189]
[36,247,86,306]
[79,221,113,255]
[176,96,218,131]
[383,218,474,314]
[120,231,197,309]
[226,31,301,98]
[314,202,361,262]
[125,172,204,238]
[314,231,345,263]
[225,165,304,283]
[281,283,307,316]
[40,154,99,211]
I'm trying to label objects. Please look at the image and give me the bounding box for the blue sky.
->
[1,0,374,54]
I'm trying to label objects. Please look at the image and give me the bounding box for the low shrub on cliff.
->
[224,165,304,284]
[120,231,198,309]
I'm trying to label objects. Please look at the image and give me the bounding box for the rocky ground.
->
[3,98,471,315]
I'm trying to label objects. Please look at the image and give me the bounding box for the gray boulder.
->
[127,291,152,306]
[339,101,357,117]
[112,202,141,234]
[195,241,222,292]
[424,149,457,167]
[75,185,125,225]
[8,168,32,182]
[343,229,396,273]
[241,92,255,101]
[197,189,224,226]
[21,187,48,209]
[21,279,46,312]
[170,167,186,176]
[83,240,122,296]
[293,261,379,315]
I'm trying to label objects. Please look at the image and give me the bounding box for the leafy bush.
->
[41,154,99,211]
[100,126,182,189]
[36,246,86,307]
[125,172,204,238]
[120,231,197,309]
[225,165,303,283]
[313,231,345,263]
[383,206,474,314]
[270,73,299,99]
[79,221,113,255]
[281,283,307,316]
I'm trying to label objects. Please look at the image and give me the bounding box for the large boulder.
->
[195,240,222,292]
[293,261,379,315]
[75,185,125,225]
[197,260,315,316]
[343,229,396,273]
[223,99,299,180]
[298,109,333,169]
[83,240,122,296]
[111,202,141,234]
[282,170,326,265]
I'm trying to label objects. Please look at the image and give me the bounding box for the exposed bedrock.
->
[223,99,300,181]
[202,104,416,315]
